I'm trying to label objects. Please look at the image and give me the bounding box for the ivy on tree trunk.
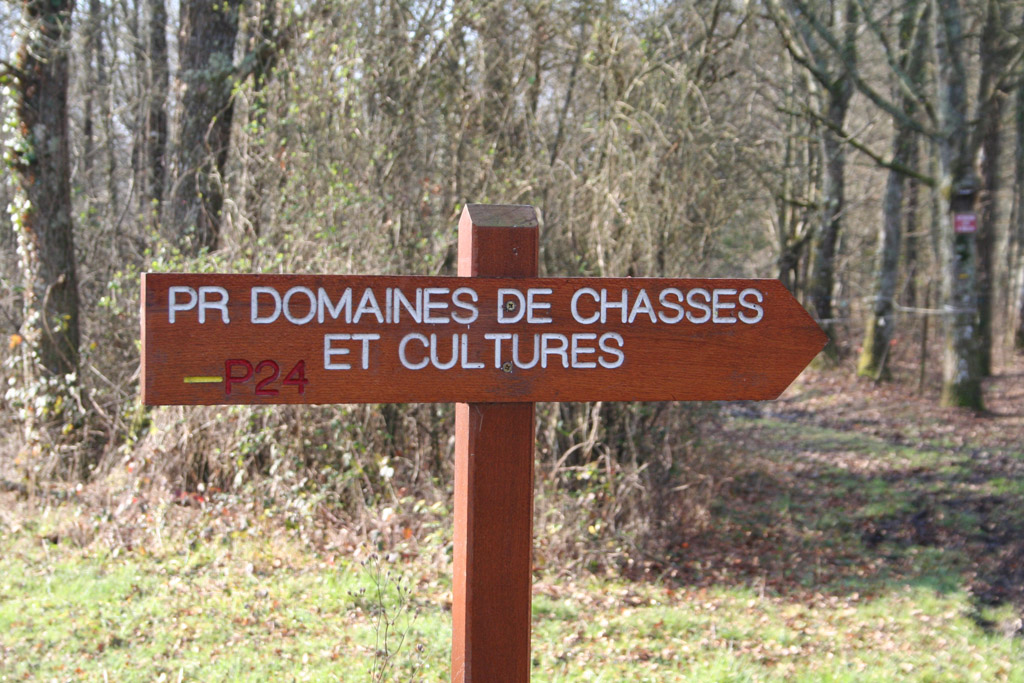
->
[8,0,80,397]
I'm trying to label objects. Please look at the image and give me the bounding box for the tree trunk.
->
[1016,258,1024,351]
[902,142,921,310]
[803,0,857,359]
[858,152,907,379]
[99,1,118,224]
[808,89,850,356]
[480,3,519,170]
[774,67,816,297]
[1016,253,1024,350]
[858,0,928,379]
[128,0,143,213]
[934,0,983,409]
[169,0,242,254]
[241,0,279,241]
[144,0,169,223]
[975,0,1011,376]
[1014,64,1024,352]
[10,0,80,394]
[83,0,99,180]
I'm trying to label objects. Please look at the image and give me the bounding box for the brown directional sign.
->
[141,204,828,683]
[141,272,826,405]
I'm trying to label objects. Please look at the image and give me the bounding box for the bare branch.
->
[0,59,26,83]
[788,0,933,138]
[780,103,936,187]
[763,0,834,90]
[852,0,936,126]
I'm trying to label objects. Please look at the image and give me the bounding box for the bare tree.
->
[857,0,930,379]
[757,55,820,295]
[767,0,860,357]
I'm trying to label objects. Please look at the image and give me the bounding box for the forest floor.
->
[1,355,1023,680]
[682,351,1024,609]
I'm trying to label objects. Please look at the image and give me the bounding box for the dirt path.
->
[671,356,1024,616]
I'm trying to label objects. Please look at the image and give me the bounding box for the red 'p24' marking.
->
[225,359,309,396]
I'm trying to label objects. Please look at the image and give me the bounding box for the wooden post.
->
[453,205,538,683]
[142,204,827,681]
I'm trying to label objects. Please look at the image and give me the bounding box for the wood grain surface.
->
[141,272,826,405]
[452,204,537,683]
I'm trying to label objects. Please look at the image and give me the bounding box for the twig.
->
[0,59,27,82]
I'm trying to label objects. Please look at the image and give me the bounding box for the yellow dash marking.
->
[184,376,223,384]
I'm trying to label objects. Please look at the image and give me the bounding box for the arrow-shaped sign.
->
[141,273,826,405]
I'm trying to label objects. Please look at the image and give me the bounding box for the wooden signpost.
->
[141,204,827,682]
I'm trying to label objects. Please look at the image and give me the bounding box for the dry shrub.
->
[0,0,769,577]
[125,401,452,526]
[534,401,730,574]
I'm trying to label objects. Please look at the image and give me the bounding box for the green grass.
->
[0,534,450,681]
[4,397,1024,681]
[530,581,1023,681]
[2,526,1022,681]
[719,416,1024,570]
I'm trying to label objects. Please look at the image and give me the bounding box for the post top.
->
[462,204,538,229]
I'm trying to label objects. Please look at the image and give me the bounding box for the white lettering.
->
[393,288,422,323]
[452,287,480,325]
[353,333,379,369]
[430,333,458,370]
[317,287,352,323]
[324,332,377,370]
[423,287,450,324]
[198,286,230,324]
[738,288,764,324]
[498,289,526,323]
[527,288,553,323]
[484,333,512,368]
[252,286,282,324]
[168,286,197,324]
[571,333,598,368]
[598,333,625,369]
[658,288,685,324]
[353,289,384,324]
[283,286,316,325]
[541,333,569,369]
[628,289,657,324]
[398,333,429,370]
[461,334,484,368]
[712,288,738,324]
[686,288,711,324]
[512,334,540,369]
[601,288,628,324]
[324,334,352,370]
[571,288,600,324]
